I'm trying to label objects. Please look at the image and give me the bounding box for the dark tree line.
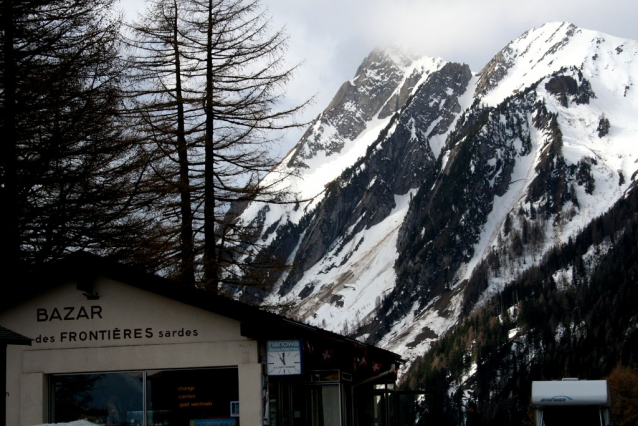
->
[1,0,163,281]
[402,182,638,426]
[1,0,307,290]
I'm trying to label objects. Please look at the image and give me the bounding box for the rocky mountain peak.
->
[287,48,445,170]
[476,22,582,101]
[353,46,419,77]
[237,23,638,380]
[477,21,638,108]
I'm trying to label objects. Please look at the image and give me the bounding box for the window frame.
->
[49,366,239,426]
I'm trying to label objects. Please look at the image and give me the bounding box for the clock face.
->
[267,340,303,376]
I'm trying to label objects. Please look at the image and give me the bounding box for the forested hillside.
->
[402,182,638,425]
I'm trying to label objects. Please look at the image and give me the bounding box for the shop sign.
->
[32,304,198,345]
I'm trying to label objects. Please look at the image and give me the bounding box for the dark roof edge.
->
[3,252,401,361]
[0,325,32,346]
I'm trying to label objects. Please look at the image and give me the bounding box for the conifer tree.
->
[127,0,308,291]
[1,0,162,281]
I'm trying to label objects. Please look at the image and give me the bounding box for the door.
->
[277,384,341,426]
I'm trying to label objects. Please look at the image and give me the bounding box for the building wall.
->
[1,277,261,426]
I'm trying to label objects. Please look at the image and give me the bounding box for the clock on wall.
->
[266,340,303,376]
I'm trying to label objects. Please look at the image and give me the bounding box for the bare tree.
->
[126,0,199,285]
[126,0,309,291]
[0,0,165,281]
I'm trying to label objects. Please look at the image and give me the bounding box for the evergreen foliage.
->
[0,0,165,281]
[597,114,611,137]
[402,183,638,426]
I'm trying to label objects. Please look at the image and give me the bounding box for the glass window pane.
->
[50,371,143,425]
[292,385,340,426]
[372,394,387,426]
[147,368,239,426]
[543,406,601,426]
[319,386,340,425]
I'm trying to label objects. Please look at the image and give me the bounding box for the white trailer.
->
[531,379,611,426]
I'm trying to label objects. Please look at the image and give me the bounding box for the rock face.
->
[288,48,430,168]
[276,62,473,297]
[475,45,516,97]
[237,50,447,255]
[236,22,638,370]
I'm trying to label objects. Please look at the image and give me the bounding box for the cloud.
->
[265,0,638,150]
[121,0,638,153]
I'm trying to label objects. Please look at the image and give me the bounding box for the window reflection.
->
[51,372,143,425]
[285,384,340,426]
[50,368,239,426]
[308,386,340,425]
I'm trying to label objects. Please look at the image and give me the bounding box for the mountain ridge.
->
[233,21,638,374]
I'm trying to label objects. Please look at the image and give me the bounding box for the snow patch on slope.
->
[265,190,417,335]
[238,54,447,241]
[459,23,638,307]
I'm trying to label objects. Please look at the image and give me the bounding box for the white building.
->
[1,253,403,426]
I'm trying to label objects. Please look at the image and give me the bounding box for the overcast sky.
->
[120,0,638,154]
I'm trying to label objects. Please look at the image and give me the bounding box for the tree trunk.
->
[203,0,218,293]
[172,0,195,287]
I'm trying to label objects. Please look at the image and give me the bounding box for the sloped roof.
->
[1,252,401,364]
[0,325,31,346]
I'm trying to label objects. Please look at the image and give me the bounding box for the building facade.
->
[1,254,403,426]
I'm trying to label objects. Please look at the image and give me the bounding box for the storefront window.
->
[50,368,238,426]
[354,390,388,426]
[147,368,239,425]
[50,371,143,425]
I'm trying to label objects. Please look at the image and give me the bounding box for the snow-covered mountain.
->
[236,22,638,371]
